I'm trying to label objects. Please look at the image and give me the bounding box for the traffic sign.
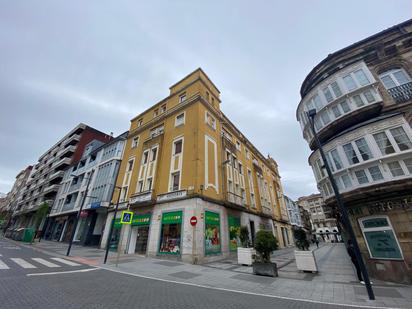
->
[190,216,197,226]
[120,211,133,224]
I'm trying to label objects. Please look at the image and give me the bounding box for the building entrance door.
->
[135,226,149,254]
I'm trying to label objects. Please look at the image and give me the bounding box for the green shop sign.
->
[162,211,182,224]
[205,211,221,255]
[132,214,151,226]
[228,216,240,252]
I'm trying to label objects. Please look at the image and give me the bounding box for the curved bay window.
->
[379,68,412,103]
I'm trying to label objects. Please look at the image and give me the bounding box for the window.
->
[138,180,144,192]
[174,140,182,155]
[212,97,215,106]
[323,87,333,103]
[316,158,325,178]
[236,141,241,151]
[171,172,180,191]
[341,173,352,189]
[330,149,343,170]
[343,74,357,91]
[355,170,369,184]
[131,136,139,148]
[403,159,412,173]
[147,178,153,191]
[179,93,186,103]
[373,132,395,155]
[332,105,341,118]
[205,112,216,129]
[175,113,185,127]
[238,162,243,175]
[363,90,375,103]
[343,143,359,164]
[353,69,370,86]
[153,109,159,117]
[387,161,405,177]
[368,166,384,181]
[206,91,210,101]
[379,68,411,89]
[137,118,143,127]
[245,149,250,160]
[151,148,157,161]
[160,104,166,114]
[320,111,331,125]
[330,81,342,98]
[340,100,351,113]
[355,138,373,161]
[142,151,149,164]
[389,127,412,151]
[314,117,322,131]
[352,95,365,107]
[313,94,323,110]
[127,160,134,171]
[159,211,182,254]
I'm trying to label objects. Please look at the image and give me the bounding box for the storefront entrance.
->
[135,226,149,254]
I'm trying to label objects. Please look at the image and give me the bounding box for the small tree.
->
[239,226,250,248]
[294,228,310,250]
[254,230,278,263]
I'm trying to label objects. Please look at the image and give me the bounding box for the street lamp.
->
[103,186,122,264]
[307,109,375,300]
[66,169,95,256]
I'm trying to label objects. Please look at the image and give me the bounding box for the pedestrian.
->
[347,239,371,285]
[315,238,319,248]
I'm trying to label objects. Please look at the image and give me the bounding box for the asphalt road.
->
[0,237,359,309]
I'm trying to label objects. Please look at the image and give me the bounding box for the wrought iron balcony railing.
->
[387,82,412,104]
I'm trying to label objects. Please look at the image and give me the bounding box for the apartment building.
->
[297,194,340,242]
[12,124,112,233]
[103,68,291,263]
[296,19,412,283]
[284,195,303,228]
[45,132,127,247]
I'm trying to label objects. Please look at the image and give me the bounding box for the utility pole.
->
[66,169,94,256]
[307,109,375,300]
[103,187,122,264]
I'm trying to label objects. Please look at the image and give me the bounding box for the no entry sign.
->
[190,216,197,226]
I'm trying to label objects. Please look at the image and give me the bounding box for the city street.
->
[0,237,384,309]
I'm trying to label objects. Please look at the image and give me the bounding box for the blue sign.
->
[90,202,101,209]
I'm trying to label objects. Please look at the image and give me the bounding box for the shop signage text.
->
[157,190,187,202]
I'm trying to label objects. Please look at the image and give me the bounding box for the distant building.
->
[284,195,302,227]
[298,205,312,236]
[297,194,341,242]
[12,124,112,233]
[296,19,412,284]
[45,132,127,247]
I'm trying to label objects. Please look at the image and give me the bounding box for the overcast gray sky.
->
[1,1,411,199]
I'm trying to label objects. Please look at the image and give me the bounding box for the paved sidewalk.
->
[19,240,412,308]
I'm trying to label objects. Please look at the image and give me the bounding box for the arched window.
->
[379,68,412,104]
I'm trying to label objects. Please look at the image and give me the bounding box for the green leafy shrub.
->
[254,230,278,262]
[294,228,310,250]
[239,226,250,248]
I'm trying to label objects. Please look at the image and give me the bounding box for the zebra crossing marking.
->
[51,257,81,266]
[32,258,60,268]
[0,259,10,269]
[10,258,36,269]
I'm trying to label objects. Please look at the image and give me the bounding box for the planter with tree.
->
[237,226,255,265]
[252,230,278,277]
[293,228,318,272]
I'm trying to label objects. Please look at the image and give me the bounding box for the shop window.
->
[159,211,182,254]
[359,216,403,259]
[228,216,240,251]
[205,211,221,255]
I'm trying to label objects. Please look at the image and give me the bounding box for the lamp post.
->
[307,109,375,300]
[66,169,95,256]
[103,186,122,264]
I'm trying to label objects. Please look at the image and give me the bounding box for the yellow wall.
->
[113,68,288,225]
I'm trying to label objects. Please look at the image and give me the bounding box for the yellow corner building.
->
[102,69,293,263]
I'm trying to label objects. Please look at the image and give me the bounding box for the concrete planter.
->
[252,262,278,277]
[294,250,318,272]
[237,247,255,266]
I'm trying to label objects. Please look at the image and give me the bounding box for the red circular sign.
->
[190,216,197,226]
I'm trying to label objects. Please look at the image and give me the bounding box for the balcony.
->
[226,192,245,207]
[57,145,76,158]
[48,170,65,182]
[53,157,71,170]
[42,184,60,195]
[129,190,155,205]
[64,134,81,146]
[387,82,412,104]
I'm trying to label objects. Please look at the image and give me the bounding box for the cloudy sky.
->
[1,1,411,199]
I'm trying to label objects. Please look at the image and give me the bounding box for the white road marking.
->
[27,268,97,276]
[11,258,36,269]
[0,259,10,269]
[100,267,395,309]
[32,258,61,268]
[50,257,81,266]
